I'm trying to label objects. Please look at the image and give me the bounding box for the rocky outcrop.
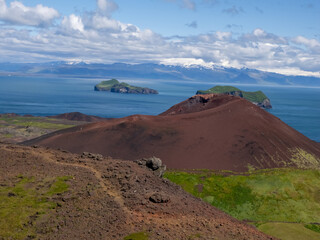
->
[255,98,272,109]
[136,156,166,177]
[149,192,170,203]
[160,94,236,116]
[225,91,243,98]
[81,152,103,161]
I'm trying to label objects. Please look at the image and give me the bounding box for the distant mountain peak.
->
[160,58,216,70]
[0,61,319,86]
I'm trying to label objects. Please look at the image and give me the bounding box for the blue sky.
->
[0,0,319,76]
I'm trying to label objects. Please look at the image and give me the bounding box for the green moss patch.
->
[0,175,72,239]
[165,168,320,239]
[165,168,320,223]
[47,176,72,196]
[123,231,149,240]
[258,223,320,240]
[305,224,320,233]
[188,233,202,239]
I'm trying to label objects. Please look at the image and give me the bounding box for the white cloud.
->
[90,15,122,31]
[214,31,232,40]
[1,24,319,77]
[97,0,118,16]
[0,0,59,26]
[62,14,84,32]
[293,36,320,52]
[0,1,319,78]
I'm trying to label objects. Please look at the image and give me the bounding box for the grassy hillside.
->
[258,223,320,240]
[197,85,241,94]
[196,85,269,104]
[112,82,145,91]
[94,79,120,90]
[0,115,81,143]
[0,175,71,239]
[242,91,268,103]
[165,168,320,240]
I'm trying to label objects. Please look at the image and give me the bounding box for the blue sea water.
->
[0,75,319,142]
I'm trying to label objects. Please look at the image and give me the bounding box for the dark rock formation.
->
[81,152,103,161]
[149,192,170,203]
[136,156,166,177]
[257,98,272,109]
[225,91,243,98]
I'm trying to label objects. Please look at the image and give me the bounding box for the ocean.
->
[0,75,319,142]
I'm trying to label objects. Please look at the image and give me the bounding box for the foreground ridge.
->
[0,143,274,239]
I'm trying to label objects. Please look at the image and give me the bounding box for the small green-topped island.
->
[196,85,272,109]
[94,79,158,94]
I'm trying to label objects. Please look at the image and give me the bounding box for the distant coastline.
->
[1,62,320,87]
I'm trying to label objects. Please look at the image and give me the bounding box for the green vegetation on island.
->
[196,85,272,109]
[0,175,71,239]
[197,85,241,95]
[94,79,119,90]
[94,79,158,94]
[164,168,320,240]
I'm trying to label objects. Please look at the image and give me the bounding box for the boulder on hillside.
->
[136,156,166,177]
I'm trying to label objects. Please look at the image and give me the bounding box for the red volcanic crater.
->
[25,94,320,171]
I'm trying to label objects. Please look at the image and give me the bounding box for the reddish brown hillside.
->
[25,95,320,171]
[0,143,274,239]
[160,94,236,115]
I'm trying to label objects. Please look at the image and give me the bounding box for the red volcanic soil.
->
[0,143,274,239]
[160,94,237,116]
[48,112,107,122]
[25,94,320,171]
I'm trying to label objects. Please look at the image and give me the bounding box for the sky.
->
[0,0,319,77]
